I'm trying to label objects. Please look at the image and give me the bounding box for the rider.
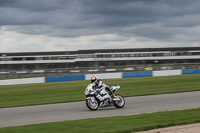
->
[91,75,111,102]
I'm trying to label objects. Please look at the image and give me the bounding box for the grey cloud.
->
[1,0,200,42]
[163,14,200,27]
[0,7,49,25]
[0,0,17,7]
[0,0,198,26]
[0,0,72,11]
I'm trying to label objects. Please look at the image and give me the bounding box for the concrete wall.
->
[85,73,122,80]
[153,70,182,77]
[0,77,44,85]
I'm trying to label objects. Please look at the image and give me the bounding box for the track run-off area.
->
[0,91,200,128]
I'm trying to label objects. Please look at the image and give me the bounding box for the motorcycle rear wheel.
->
[86,97,99,111]
[113,94,125,108]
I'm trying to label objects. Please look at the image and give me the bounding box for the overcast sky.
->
[0,0,200,52]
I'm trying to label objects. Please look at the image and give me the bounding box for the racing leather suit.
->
[92,79,110,101]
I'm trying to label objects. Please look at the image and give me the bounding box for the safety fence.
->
[1,65,200,74]
[0,68,134,74]
[1,65,200,80]
[0,69,200,85]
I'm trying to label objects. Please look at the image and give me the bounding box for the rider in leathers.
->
[91,75,111,102]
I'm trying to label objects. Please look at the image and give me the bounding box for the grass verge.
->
[0,108,200,132]
[0,74,200,108]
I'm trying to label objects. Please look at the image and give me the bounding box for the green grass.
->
[0,108,200,133]
[0,74,200,108]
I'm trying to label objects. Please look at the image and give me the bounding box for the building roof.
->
[1,47,200,56]
[77,47,200,54]
[0,51,77,57]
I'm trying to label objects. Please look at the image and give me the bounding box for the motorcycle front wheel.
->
[86,97,99,111]
[113,94,125,108]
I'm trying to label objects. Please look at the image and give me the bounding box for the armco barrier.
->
[122,71,152,78]
[45,75,85,83]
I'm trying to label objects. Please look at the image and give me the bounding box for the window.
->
[25,57,35,60]
[1,58,11,61]
[140,53,150,57]
[97,55,103,58]
[116,54,121,57]
[68,56,76,59]
[175,52,188,56]
[105,54,111,58]
[42,57,50,60]
[52,57,58,60]
[120,54,124,57]
[36,57,43,60]
[191,52,200,55]
[92,55,97,58]
[152,53,164,56]
[59,56,68,60]
[125,54,131,57]
[111,54,115,58]
[12,57,23,61]
[164,53,170,56]
[133,54,140,57]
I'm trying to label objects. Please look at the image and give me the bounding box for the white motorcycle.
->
[84,84,125,111]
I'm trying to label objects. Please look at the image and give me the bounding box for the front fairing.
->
[84,83,95,96]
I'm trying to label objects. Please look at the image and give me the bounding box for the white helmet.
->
[91,75,98,85]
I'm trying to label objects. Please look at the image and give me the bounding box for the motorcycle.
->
[84,84,125,111]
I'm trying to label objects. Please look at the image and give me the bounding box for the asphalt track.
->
[0,91,200,128]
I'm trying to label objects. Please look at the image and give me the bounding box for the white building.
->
[0,47,200,71]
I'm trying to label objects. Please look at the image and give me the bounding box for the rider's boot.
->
[112,94,119,101]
